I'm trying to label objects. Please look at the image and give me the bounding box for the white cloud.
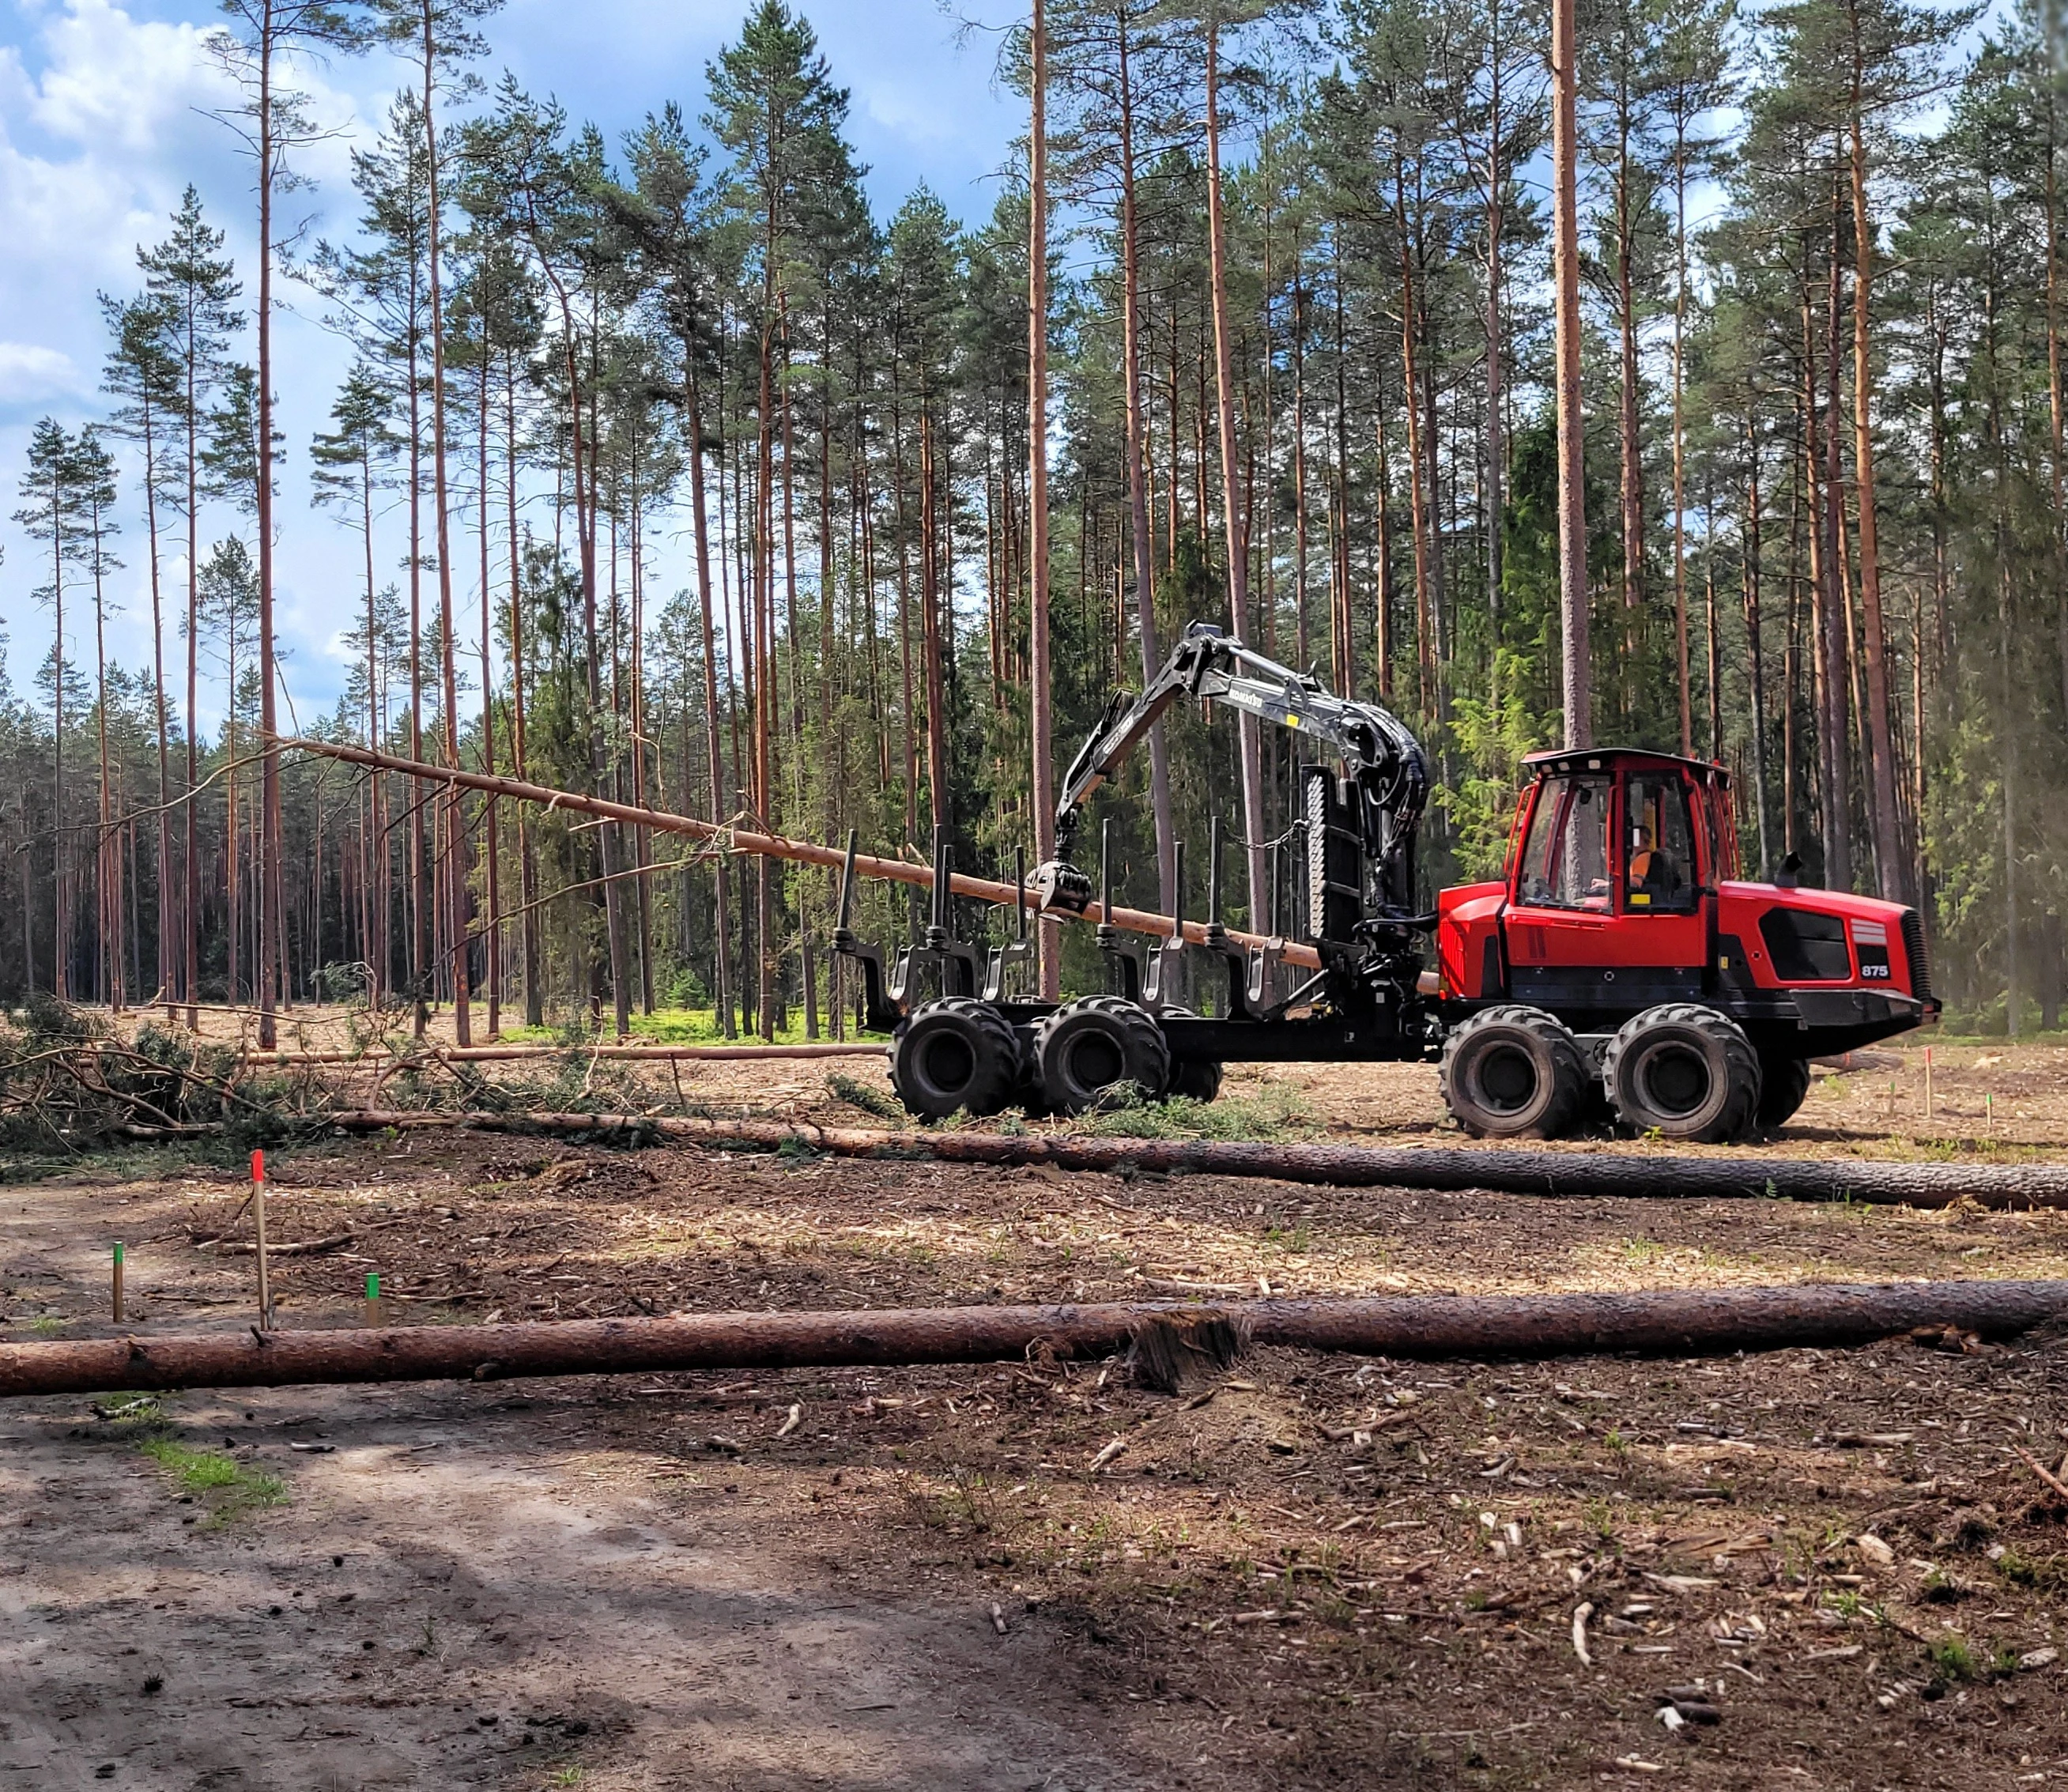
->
[0,339,77,402]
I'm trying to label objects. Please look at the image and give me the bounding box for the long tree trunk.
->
[142,390,172,1017]
[1483,2,1505,700]
[1115,7,1177,918]
[1672,128,1692,755]
[255,14,280,1051]
[1030,0,1059,997]
[1395,160,1437,722]
[686,360,734,1037]
[1819,187,1853,893]
[1845,81,1907,904]
[184,294,201,1026]
[477,354,499,1036]
[1202,20,1269,926]
[1550,0,1591,748]
[421,20,470,1047]
[1743,416,1772,877]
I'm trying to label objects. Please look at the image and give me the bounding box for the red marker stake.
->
[251,1149,272,1331]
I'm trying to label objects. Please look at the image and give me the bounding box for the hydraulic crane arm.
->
[1036,622,1429,924]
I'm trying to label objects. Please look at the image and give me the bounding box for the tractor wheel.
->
[1755,1054,1813,1131]
[1603,1004,1762,1143]
[889,998,1021,1120]
[1439,1005,1589,1140]
[1031,995,1172,1115]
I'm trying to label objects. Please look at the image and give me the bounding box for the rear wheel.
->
[1031,995,1172,1115]
[1603,1003,1761,1143]
[889,998,1021,1120]
[1755,1054,1813,1130]
[1439,1005,1589,1140]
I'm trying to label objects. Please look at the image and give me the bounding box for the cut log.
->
[277,735,1323,971]
[240,1043,886,1068]
[4,1280,2061,1398]
[311,1110,2068,1213]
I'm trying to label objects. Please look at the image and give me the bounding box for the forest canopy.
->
[2,0,2060,1041]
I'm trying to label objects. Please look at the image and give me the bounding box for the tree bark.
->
[1116,9,1178,919]
[8,1281,2063,1399]
[1202,20,1270,926]
[1550,0,1591,748]
[1845,81,1906,904]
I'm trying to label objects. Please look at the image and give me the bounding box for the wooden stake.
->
[1924,1046,1933,1118]
[111,1243,123,1324]
[251,1148,272,1330]
[364,1272,380,1328]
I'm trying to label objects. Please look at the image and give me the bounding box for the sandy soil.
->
[6,1034,2068,1787]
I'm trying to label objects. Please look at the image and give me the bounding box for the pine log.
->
[315,1110,2068,1212]
[241,1043,886,1067]
[277,734,1324,971]
[4,1281,2061,1398]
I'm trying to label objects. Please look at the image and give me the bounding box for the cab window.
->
[1517,775,1611,910]
[1624,774,1697,913]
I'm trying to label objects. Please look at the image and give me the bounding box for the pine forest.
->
[4,0,2063,1045]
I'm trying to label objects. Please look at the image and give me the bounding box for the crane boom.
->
[1035,623,1429,925]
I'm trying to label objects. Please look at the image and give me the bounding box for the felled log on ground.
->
[315,1110,2068,1212]
[241,1043,887,1067]
[2,1281,2060,1399]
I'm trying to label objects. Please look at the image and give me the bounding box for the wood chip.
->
[1089,1436,1128,1473]
[775,1403,802,1439]
[1572,1601,1595,1669]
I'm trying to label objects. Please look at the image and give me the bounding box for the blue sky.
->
[0,0,1023,728]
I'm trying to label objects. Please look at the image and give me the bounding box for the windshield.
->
[1517,775,1611,911]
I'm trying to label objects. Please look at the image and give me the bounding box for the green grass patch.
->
[1075,1083,1319,1143]
[138,1438,286,1522]
[502,1008,881,1047]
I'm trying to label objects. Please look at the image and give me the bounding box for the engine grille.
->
[1899,907,1934,1005]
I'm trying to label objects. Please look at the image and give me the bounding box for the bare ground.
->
[5,1034,2068,1788]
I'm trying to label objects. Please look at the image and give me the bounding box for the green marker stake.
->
[111,1242,124,1323]
[364,1272,380,1326]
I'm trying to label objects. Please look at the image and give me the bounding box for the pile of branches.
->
[0,998,721,1158]
[0,997,287,1154]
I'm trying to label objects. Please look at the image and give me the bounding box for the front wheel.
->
[1439,1005,1589,1139]
[1603,1004,1761,1143]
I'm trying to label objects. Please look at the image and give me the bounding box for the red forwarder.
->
[836,626,1937,1142]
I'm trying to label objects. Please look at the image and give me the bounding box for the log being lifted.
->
[277,735,1326,972]
[319,1109,2068,1213]
[4,1281,2062,1399]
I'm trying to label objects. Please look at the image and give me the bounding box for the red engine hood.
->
[1720,881,1912,927]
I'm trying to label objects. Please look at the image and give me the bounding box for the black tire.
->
[1439,1005,1589,1140]
[1603,1003,1762,1143]
[1031,995,1172,1115]
[1755,1054,1813,1130]
[889,998,1021,1120]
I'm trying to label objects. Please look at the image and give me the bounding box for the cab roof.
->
[1521,747,1730,787]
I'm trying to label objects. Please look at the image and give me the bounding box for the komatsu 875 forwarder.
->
[832,623,1936,1141]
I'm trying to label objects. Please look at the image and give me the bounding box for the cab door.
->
[1610,768,1709,1003]
[1504,771,1619,1012]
